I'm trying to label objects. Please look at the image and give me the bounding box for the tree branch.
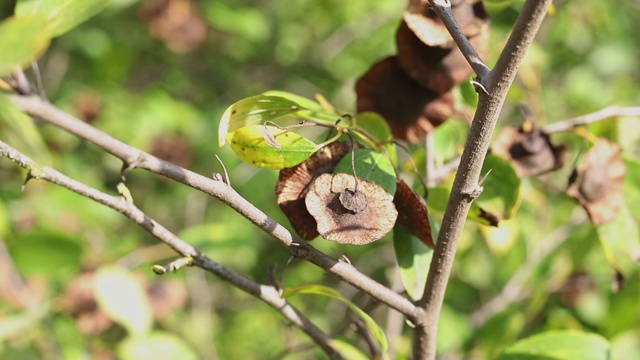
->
[0,139,341,359]
[428,0,491,79]
[414,1,553,359]
[543,105,640,133]
[7,94,418,319]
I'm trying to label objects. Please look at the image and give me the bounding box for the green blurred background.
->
[1,0,639,359]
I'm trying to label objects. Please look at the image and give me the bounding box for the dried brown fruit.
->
[305,173,398,245]
[493,126,567,177]
[276,142,359,240]
[567,139,627,226]
[355,56,454,143]
[393,180,434,248]
[396,18,490,93]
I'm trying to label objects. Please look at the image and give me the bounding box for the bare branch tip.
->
[152,256,194,275]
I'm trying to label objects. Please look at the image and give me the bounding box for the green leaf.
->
[0,95,51,164]
[261,90,325,111]
[117,332,198,360]
[354,112,393,143]
[16,0,110,37]
[334,148,397,195]
[227,125,319,169]
[282,284,389,355]
[95,266,153,337]
[329,339,371,360]
[9,230,83,279]
[393,225,434,300]
[497,330,611,360]
[596,204,640,278]
[475,154,521,221]
[218,95,305,146]
[0,16,50,76]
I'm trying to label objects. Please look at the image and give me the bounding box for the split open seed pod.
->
[305,173,398,245]
[276,142,359,240]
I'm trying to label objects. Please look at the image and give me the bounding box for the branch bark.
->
[414,1,553,359]
[0,139,341,359]
[8,94,418,319]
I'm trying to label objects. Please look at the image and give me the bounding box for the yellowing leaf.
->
[16,0,110,37]
[227,125,319,169]
[0,16,50,76]
[218,95,304,146]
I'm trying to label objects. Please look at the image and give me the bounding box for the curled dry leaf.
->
[305,173,398,245]
[355,56,454,143]
[393,180,434,248]
[493,126,567,177]
[276,142,359,240]
[567,139,627,226]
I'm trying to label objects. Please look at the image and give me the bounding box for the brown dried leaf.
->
[276,142,359,240]
[305,173,398,245]
[393,180,434,248]
[493,126,567,177]
[567,139,627,226]
[355,56,454,143]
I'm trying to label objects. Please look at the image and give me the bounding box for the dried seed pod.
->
[305,173,398,245]
[396,18,490,93]
[276,142,359,240]
[393,180,434,248]
[398,0,490,92]
[567,139,627,226]
[355,56,454,143]
[492,126,567,177]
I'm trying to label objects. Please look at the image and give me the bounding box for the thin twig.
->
[414,1,554,359]
[428,0,491,80]
[8,94,418,319]
[0,139,341,359]
[543,105,640,133]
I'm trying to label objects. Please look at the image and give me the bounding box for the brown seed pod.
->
[567,139,627,226]
[492,126,567,177]
[355,56,454,143]
[396,18,490,93]
[276,142,360,240]
[398,0,490,92]
[393,180,434,248]
[305,173,398,245]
